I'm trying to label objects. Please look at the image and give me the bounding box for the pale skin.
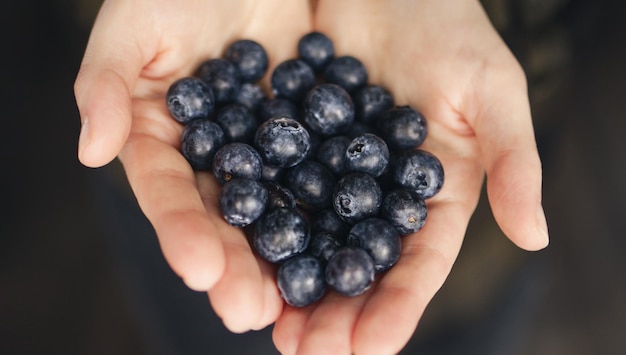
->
[74,0,549,354]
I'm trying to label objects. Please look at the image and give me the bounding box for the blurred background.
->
[1,0,625,354]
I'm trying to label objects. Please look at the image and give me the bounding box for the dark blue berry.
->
[166,77,215,124]
[196,58,242,105]
[212,142,263,184]
[235,82,267,111]
[346,133,390,177]
[180,119,225,171]
[354,84,394,124]
[277,254,326,307]
[310,209,351,240]
[256,98,299,122]
[323,56,368,93]
[253,208,310,263]
[333,172,382,224]
[215,103,258,143]
[271,59,316,103]
[297,32,335,73]
[219,178,268,227]
[285,160,336,210]
[381,188,427,235]
[377,106,428,151]
[347,218,401,272]
[307,232,343,263]
[303,83,355,137]
[254,117,311,168]
[224,39,268,83]
[261,163,285,183]
[315,135,351,176]
[325,246,375,297]
[393,150,444,199]
[264,182,296,210]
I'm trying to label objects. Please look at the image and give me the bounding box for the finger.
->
[467,59,549,251]
[252,258,284,331]
[118,127,226,292]
[351,166,480,355]
[74,1,153,167]
[273,304,316,355]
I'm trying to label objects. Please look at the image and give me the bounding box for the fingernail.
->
[536,204,550,248]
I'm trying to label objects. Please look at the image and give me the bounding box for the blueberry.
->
[271,59,316,103]
[235,82,267,112]
[381,188,427,235]
[277,254,326,307]
[303,83,355,137]
[261,163,285,183]
[345,121,375,139]
[323,56,368,93]
[325,246,375,297]
[315,135,351,176]
[264,182,296,210]
[215,103,258,143]
[180,119,225,171]
[347,218,401,272]
[307,232,343,263]
[345,133,390,177]
[212,142,263,184]
[196,58,242,105]
[377,106,428,151]
[354,84,394,124]
[256,98,299,122]
[310,209,351,240]
[224,39,268,83]
[254,117,311,168]
[285,160,336,210]
[393,150,444,199]
[297,31,335,73]
[166,77,215,124]
[219,178,268,227]
[333,172,382,224]
[253,207,310,263]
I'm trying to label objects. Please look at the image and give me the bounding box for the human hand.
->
[272,0,550,354]
[74,0,313,333]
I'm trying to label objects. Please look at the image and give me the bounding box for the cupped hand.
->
[74,0,313,333]
[272,0,550,354]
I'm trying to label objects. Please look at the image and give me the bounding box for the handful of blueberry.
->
[166,32,444,307]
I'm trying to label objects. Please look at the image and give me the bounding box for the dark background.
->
[2,1,625,354]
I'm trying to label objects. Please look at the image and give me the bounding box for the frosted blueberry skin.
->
[377,106,428,151]
[261,163,285,183]
[381,188,427,235]
[271,58,316,103]
[393,150,444,199]
[219,178,268,227]
[253,208,310,263]
[315,135,351,176]
[166,77,215,124]
[254,117,311,168]
[234,82,267,112]
[325,246,375,297]
[256,97,299,122]
[196,58,242,105]
[353,84,394,124]
[323,56,368,94]
[277,254,326,307]
[212,143,263,185]
[345,133,390,178]
[214,103,258,144]
[333,172,383,224]
[285,160,336,211]
[310,209,351,241]
[180,119,225,171]
[297,31,335,73]
[347,218,401,272]
[307,232,343,264]
[224,39,268,83]
[303,83,355,137]
[264,182,296,210]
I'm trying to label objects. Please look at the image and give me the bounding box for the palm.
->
[272,1,546,354]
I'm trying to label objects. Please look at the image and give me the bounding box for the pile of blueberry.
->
[166,32,444,307]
